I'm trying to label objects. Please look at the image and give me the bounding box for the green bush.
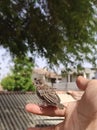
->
[1,76,15,91]
[1,74,35,91]
[1,56,35,91]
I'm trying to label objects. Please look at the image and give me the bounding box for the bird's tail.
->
[57,103,64,109]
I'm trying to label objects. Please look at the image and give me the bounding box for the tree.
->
[1,56,35,91]
[0,0,97,68]
[13,56,34,91]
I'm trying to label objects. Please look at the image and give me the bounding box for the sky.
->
[0,46,92,81]
[0,46,13,80]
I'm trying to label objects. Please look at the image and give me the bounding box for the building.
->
[53,67,97,91]
[61,68,97,82]
[32,68,62,84]
[32,67,97,91]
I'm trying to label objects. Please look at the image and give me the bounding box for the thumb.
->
[76,76,89,90]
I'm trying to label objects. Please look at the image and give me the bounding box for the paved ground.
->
[57,90,84,105]
[57,92,75,103]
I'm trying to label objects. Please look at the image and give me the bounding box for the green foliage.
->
[0,1,97,67]
[1,75,15,91]
[1,56,35,91]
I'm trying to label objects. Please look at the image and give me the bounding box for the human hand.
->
[25,76,97,130]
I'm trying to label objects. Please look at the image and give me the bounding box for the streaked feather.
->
[34,79,64,109]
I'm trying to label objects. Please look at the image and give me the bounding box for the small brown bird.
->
[34,78,64,109]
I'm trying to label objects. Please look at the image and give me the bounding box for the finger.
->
[76,76,89,90]
[25,103,67,117]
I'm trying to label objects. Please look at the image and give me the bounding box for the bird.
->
[34,78,64,109]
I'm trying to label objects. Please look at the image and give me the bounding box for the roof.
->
[0,92,64,130]
[33,68,48,75]
[33,68,62,79]
[62,68,97,74]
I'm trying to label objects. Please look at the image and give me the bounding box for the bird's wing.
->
[38,86,61,105]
